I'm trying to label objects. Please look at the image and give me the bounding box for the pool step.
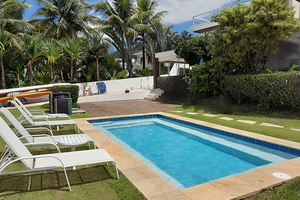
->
[144,89,164,100]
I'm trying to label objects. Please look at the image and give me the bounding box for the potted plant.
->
[82,82,88,96]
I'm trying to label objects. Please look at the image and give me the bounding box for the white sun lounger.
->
[0,117,119,191]
[10,98,70,122]
[8,101,80,132]
[0,107,95,148]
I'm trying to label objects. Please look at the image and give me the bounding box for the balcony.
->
[190,0,251,33]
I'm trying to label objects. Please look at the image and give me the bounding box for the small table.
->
[57,135,90,151]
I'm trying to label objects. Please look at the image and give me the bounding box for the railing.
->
[192,0,251,26]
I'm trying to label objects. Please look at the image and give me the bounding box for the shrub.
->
[157,75,188,96]
[190,63,219,99]
[52,85,79,103]
[223,71,300,109]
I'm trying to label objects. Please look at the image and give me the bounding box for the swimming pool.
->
[89,115,299,189]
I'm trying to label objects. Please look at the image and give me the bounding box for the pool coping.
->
[74,112,300,200]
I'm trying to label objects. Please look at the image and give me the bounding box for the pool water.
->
[91,117,297,189]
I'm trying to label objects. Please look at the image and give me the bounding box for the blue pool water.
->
[90,115,298,189]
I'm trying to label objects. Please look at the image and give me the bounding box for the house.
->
[190,0,300,71]
[132,51,153,71]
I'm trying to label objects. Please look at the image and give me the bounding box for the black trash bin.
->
[49,92,71,114]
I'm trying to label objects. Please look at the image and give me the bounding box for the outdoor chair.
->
[96,82,107,94]
[90,85,100,95]
[0,107,95,148]
[11,98,70,122]
[0,117,119,191]
[8,101,80,132]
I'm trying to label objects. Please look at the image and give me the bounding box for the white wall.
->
[75,76,154,96]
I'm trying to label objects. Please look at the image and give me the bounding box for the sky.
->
[23,0,240,35]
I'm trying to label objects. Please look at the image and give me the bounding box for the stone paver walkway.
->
[79,100,181,117]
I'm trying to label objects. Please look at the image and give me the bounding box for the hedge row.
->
[52,85,79,103]
[157,75,188,96]
[223,71,300,109]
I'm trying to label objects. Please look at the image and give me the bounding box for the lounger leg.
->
[113,162,119,179]
[62,168,71,191]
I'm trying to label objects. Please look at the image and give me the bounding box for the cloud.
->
[157,0,237,24]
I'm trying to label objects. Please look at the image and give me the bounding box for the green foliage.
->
[223,71,300,110]
[157,75,188,96]
[175,34,211,66]
[189,63,220,99]
[52,85,79,103]
[134,68,152,77]
[41,103,49,109]
[116,70,127,79]
[208,0,300,76]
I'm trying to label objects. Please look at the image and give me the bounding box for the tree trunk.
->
[96,57,99,81]
[28,60,33,86]
[127,57,133,77]
[17,74,20,87]
[61,71,65,82]
[50,63,53,83]
[142,33,145,70]
[0,56,5,89]
[122,58,125,70]
[70,60,74,81]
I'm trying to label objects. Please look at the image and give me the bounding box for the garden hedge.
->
[157,75,188,96]
[223,71,300,109]
[52,85,79,103]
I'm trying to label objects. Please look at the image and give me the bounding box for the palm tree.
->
[31,0,100,39]
[15,63,25,87]
[59,37,85,81]
[0,26,11,89]
[44,40,63,83]
[0,0,34,33]
[94,0,138,77]
[175,30,193,46]
[87,34,112,81]
[131,0,167,69]
[20,33,45,86]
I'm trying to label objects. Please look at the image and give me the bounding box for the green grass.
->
[160,96,300,200]
[0,107,146,200]
[164,96,300,142]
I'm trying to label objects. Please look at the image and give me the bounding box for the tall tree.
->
[87,33,110,81]
[19,33,44,86]
[208,0,300,75]
[44,40,63,83]
[0,26,11,89]
[59,37,85,81]
[31,0,99,39]
[94,0,138,77]
[131,0,167,69]
[0,0,34,33]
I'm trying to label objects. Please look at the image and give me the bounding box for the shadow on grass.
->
[0,165,116,197]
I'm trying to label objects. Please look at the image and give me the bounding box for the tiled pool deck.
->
[74,113,300,200]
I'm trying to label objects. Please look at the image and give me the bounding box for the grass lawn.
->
[0,106,146,200]
[159,96,300,200]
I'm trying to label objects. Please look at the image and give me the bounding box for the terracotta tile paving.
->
[74,109,300,200]
[79,100,181,117]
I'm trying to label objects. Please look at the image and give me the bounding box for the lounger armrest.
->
[24,142,60,152]
[25,127,54,136]
[0,154,66,173]
[19,134,56,144]
[28,110,46,115]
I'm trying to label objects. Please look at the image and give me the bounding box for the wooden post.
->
[153,54,159,89]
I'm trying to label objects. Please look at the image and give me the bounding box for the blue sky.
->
[23,0,240,35]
